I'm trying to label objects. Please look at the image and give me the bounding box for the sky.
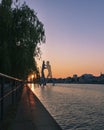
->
[22,0,104,78]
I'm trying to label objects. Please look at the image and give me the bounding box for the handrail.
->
[0,73,24,120]
[0,73,22,82]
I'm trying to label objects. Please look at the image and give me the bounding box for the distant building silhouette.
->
[73,74,78,82]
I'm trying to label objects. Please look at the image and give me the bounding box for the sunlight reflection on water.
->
[28,84,104,130]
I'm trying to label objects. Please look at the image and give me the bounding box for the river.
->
[29,84,104,130]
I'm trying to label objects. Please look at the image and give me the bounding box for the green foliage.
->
[0,0,12,74]
[0,0,45,79]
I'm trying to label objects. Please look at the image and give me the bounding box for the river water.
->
[29,84,104,130]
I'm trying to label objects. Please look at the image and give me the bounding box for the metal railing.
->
[0,73,24,120]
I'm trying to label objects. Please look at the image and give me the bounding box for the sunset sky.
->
[22,0,104,78]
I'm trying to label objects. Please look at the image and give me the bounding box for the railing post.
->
[12,80,15,104]
[0,77,4,120]
[15,81,17,102]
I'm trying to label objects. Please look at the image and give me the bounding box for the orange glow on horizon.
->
[37,44,104,78]
[52,64,102,78]
[37,60,101,78]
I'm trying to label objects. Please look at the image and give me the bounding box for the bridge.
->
[0,73,62,130]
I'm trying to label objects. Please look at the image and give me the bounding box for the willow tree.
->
[0,0,12,75]
[0,0,45,79]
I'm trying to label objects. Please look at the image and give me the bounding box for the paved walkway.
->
[11,86,63,130]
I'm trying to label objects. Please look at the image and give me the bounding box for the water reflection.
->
[28,84,104,130]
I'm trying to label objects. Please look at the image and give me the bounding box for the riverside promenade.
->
[11,85,63,130]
